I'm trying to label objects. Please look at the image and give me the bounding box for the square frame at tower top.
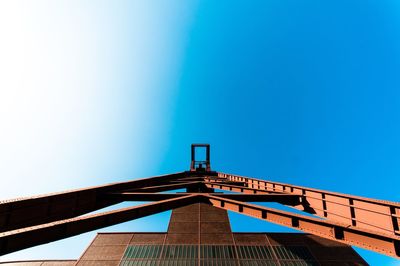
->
[191,144,210,171]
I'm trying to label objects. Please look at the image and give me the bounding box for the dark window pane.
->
[200,245,235,259]
[244,246,252,258]
[136,246,145,258]
[162,245,198,259]
[143,246,150,258]
[262,246,271,259]
[272,246,314,261]
[123,245,162,259]
[273,246,285,259]
[159,260,197,266]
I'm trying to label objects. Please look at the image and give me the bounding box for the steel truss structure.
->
[0,144,399,259]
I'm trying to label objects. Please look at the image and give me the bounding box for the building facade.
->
[1,202,367,266]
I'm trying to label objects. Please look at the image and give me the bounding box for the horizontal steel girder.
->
[204,179,286,195]
[0,194,199,255]
[107,192,300,204]
[0,172,186,233]
[217,172,400,237]
[107,193,183,201]
[204,194,400,258]
[131,181,204,192]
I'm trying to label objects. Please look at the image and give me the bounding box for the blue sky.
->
[1,1,400,265]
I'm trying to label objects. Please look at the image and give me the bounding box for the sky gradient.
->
[1,1,400,265]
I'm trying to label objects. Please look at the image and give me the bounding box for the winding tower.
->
[1,144,399,265]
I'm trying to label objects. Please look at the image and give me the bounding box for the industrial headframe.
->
[0,144,399,264]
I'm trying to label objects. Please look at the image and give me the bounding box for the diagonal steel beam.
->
[106,192,184,201]
[131,181,204,193]
[170,178,205,182]
[218,172,400,237]
[106,192,300,205]
[0,172,186,233]
[205,179,286,195]
[204,194,400,258]
[0,194,199,255]
[213,193,300,205]
[205,176,246,186]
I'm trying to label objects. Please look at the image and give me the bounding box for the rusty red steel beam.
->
[131,181,204,193]
[204,194,400,258]
[107,192,300,204]
[170,177,205,182]
[0,172,186,233]
[107,192,184,201]
[217,172,400,237]
[204,176,246,185]
[205,180,246,186]
[204,179,286,195]
[212,193,300,205]
[168,174,222,183]
[0,194,199,255]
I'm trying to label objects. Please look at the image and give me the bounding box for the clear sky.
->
[1,1,400,265]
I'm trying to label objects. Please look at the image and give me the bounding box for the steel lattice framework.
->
[0,144,399,259]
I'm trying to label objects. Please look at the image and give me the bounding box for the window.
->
[200,245,235,259]
[162,245,198,259]
[121,245,317,266]
[124,245,162,259]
